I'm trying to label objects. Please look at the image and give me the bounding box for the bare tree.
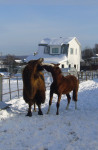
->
[3,54,17,74]
[93,44,98,55]
[4,54,16,65]
[82,48,93,59]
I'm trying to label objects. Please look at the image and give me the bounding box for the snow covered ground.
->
[0,79,98,150]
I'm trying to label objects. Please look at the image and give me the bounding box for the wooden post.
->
[17,77,19,98]
[9,78,11,100]
[81,72,83,81]
[78,73,81,83]
[86,72,87,81]
[0,74,3,101]
[92,71,93,80]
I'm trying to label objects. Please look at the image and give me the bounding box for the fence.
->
[0,70,98,102]
[77,70,98,81]
[0,76,23,102]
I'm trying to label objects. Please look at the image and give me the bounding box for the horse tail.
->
[73,78,79,101]
[73,87,78,102]
[73,90,76,101]
[22,66,32,96]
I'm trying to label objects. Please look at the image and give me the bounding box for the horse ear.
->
[38,58,44,63]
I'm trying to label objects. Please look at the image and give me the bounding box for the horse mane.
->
[22,65,33,94]
[23,61,44,96]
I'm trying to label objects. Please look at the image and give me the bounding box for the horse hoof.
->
[56,112,59,115]
[38,111,43,115]
[26,112,32,117]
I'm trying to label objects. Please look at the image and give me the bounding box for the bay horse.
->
[22,58,45,116]
[42,63,79,115]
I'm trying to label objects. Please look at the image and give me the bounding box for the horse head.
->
[42,63,62,77]
[42,63,60,73]
[28,58,44,73]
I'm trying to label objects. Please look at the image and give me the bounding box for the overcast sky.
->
[0,0,98,56]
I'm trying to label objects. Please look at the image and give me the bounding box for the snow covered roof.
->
[26,53,68,63]
[40,37,75,46]
[15,60,22,63]
[26,37,80,63]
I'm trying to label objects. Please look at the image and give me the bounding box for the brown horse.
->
[42,63,79,115]
[22,58,45,116]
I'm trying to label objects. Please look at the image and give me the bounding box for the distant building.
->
[26,37,81,71]
[80,54,98,70]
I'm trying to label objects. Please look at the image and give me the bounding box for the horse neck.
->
[43,65,63,82]
[51,71,63,83]
[24,66,37,88]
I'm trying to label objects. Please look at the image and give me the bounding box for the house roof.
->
[26,44,68,63]
[40,37,80,46]
[26,37,80,63]
[26,53,68,64]
[15,60,22,63]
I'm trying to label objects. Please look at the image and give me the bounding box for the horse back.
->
[57,75,79,94]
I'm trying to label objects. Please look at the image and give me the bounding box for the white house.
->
[26,37,81,71]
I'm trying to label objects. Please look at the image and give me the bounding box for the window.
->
[52,48,59,54]
[69,64,71,68]
[62,47,65,54]
[62,64,64,68]
[44,46,50,54]
[74,64,76,68]
[70,48,74,54]
[61,44,69,54]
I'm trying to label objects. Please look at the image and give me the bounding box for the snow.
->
[42,54,68,64]
[15,60,22,63]
[2,78,23,101]
[0,101,11,110]
[26,45,68,63]
[0,79,98,150]
[26,37,75,63]
[40,37,74,45]
[26,53,68,64]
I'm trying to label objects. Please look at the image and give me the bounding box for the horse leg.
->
[47,90,53,114]
[33,103,36,112]
[27,103,32,117]
[56,94,61,115]
[38,104,43,115]
[73,89,78,109]
[66,94,71,110]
